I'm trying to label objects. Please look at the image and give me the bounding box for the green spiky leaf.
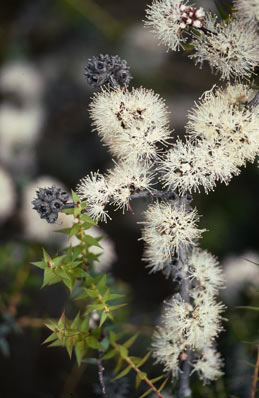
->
[75,341,86,365]
[123,333,138,349]
[113,364,132,380]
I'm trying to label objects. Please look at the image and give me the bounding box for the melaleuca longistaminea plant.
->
[31,2,259,396]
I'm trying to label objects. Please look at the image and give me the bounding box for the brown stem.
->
[97,353,106,395]
[76,202,89,272]
[90,283,110,314]
[111,342,165,398]
[251,346,259,398]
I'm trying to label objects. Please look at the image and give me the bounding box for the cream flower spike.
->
[160,138,240,195]
[190,14,259,80]
[89,86,171,161]
[187,84,259,166]
[192,346,223,383]
[141,201,205,271]
[106,160,153,212]
[187,248,225,295]
[145,0,205,51]
[76,171,111,222]
[233,0,259,23]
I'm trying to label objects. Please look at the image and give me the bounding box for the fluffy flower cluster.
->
[187,84,259,166]
[106,161,153,211]
[190,15,259,80]
[145,0,205,51]
[191,346,223,383]
[76,171,111,222]
[141,201,205,272]
[160,138,240,195]
[89,86,171,161]
[152,248,225,382]
[76,162,153,221]
[234,0,259,23]
[159,83,259,196]
[188,248,225,295]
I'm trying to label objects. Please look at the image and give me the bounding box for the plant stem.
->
[178,242,192,398]
[178,351,192,398]
[97,353,106,395]
[130,188,178,201]
[111,342,165,398]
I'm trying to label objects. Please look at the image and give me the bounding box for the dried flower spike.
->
[32,185,69,223]
[84,54,132,88]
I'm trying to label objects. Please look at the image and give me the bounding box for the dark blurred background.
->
[0,0,259,397]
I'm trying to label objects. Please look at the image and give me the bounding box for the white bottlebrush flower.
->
[192,346,223,383]
[187,84,259,166]
[160,139,215,195]
[152,326,183,375]
[107,120,171,162]
[89,86,171,160]
[142,242,176,274]
[153,292,224,376]
[188,289,225,349]
[145,0,205,51]
[163,292,224,350]
[233,0,259,23]
[76,171,111,222]
[141,201,205,271]
[107,161,153,212]
[160,138,240,195]
[190,15,259,80]
[188,248,225,294]
[0,166,16,222]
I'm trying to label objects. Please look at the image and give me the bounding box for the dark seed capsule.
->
[32,185,69,223]
[51,199,64,213]
[84,54,132,89]
[46,213,58,224]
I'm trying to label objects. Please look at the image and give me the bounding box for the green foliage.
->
[102,333,167,396]
[31,194,164,397]
[44,312,106,365]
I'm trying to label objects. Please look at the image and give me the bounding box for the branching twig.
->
[178,243,192,398]
[111,342,165,398]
